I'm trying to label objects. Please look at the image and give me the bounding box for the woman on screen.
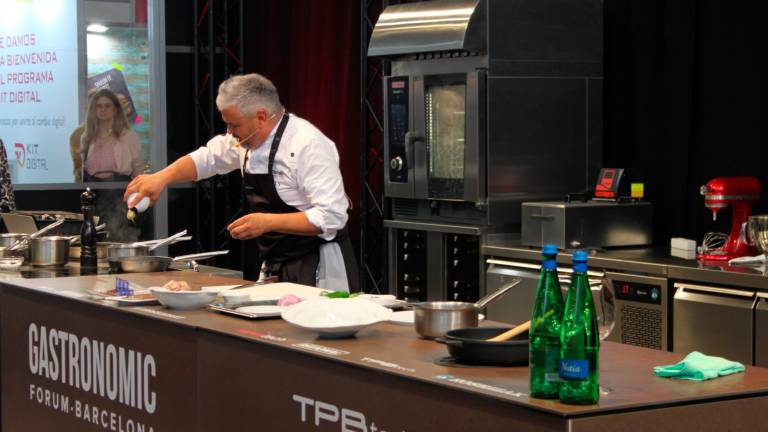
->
[80,89,144,182]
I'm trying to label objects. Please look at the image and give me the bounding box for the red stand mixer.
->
[698,176,762,261]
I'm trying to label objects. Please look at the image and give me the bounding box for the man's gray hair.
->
[216,73,282,117]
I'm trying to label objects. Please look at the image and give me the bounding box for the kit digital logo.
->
[13,142,47,170]
[14,142,25,167]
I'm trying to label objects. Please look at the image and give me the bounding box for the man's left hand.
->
[227,213,274,240]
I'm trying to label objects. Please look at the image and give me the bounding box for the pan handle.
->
[172,250,229,262]
[434,337,464,348]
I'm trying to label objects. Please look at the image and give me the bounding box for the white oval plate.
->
[281,298,392,338]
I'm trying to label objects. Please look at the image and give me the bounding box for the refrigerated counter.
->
[482,234,768,365]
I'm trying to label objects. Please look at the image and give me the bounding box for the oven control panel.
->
[387,76,409,182]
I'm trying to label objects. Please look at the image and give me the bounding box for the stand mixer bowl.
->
[747,215,768,255]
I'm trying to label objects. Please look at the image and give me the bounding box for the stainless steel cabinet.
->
[484,258,605,327]
[673,282,755,365]
[755,293,768,367]
[485,259,540,325]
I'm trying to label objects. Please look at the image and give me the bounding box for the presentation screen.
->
[0,0,80,184]
[0,0,152,186]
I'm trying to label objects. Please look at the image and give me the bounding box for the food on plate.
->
[163,280,193,291]
[121,292,156,301]
[277,294,303,307]
[319,290,359,299]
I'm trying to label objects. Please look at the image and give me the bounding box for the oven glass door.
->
[424,74,466,200]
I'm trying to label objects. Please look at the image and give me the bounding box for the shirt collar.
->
[252,117,282,150]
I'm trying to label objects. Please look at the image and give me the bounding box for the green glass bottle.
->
[559,250,599,404]
[529,244,565,399]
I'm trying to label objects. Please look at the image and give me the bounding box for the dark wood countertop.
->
[4,273,768,419]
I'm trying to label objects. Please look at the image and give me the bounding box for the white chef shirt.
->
[187,114,351,291]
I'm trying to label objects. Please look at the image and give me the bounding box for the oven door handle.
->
[404,131,423,171]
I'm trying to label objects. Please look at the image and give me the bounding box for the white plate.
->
[235,305,285,317]
[281,298,392,338]
[358,294,407,308]
[105,295,159,306]
[389,310,485,325]
[201,284,240,293]
[149,287,218,310]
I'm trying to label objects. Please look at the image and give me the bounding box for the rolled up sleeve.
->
[188,134,242,180]
[297,139,349,241]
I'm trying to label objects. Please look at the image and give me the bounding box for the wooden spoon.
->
[486,320,531,342]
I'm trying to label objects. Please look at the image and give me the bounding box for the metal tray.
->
[208,300,284,319]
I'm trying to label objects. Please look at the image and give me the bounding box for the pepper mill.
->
[80,187,98,269]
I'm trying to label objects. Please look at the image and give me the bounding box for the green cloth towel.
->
[653,351,745,381]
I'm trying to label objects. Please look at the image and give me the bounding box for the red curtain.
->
[243,0,362,242]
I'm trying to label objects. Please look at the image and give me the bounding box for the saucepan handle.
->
[172,250,229,262]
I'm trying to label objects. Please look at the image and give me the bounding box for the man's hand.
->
[124,172,169,207]
[227,213,274,240]
[123,155,199,207]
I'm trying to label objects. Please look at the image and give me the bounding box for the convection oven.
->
[369,0,603,300]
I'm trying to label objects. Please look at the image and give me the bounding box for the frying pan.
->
[107,250,228,273]
[437,327,529,366]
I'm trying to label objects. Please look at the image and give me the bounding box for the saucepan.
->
[30,236,72,266]
[412,278,521,339]
[0,218,66,260]
[0,233,29,259]
[107,250,228,273]
[106,230,190,259]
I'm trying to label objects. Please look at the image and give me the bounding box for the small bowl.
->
[149,287,218,310]
[748,215,768,255]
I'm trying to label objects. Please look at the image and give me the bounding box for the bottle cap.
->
[542,244,558,269]
[542,244,558,256]
[573,250,589,262]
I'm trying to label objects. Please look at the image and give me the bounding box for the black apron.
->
[241,113,359,291]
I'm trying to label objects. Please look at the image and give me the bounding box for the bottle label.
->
[559,359,589,379]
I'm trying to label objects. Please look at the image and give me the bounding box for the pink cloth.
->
[85,138,118,177]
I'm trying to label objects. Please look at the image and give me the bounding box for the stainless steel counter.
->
[483,234,768,290]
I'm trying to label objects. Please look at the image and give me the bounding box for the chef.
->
[123,73,358,291]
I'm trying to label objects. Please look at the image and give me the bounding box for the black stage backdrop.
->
[604,0,764,244]
[240,0,361,279]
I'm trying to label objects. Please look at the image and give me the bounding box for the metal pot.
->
[437,327,529,366]
[413,278,520,338]
[70,241,121,260]
[30,236,71,266]
[106,243,151,259]
[0,233,29,259]
[107,251,229,273]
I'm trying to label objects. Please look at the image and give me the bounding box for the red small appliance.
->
[698,176,762,261]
